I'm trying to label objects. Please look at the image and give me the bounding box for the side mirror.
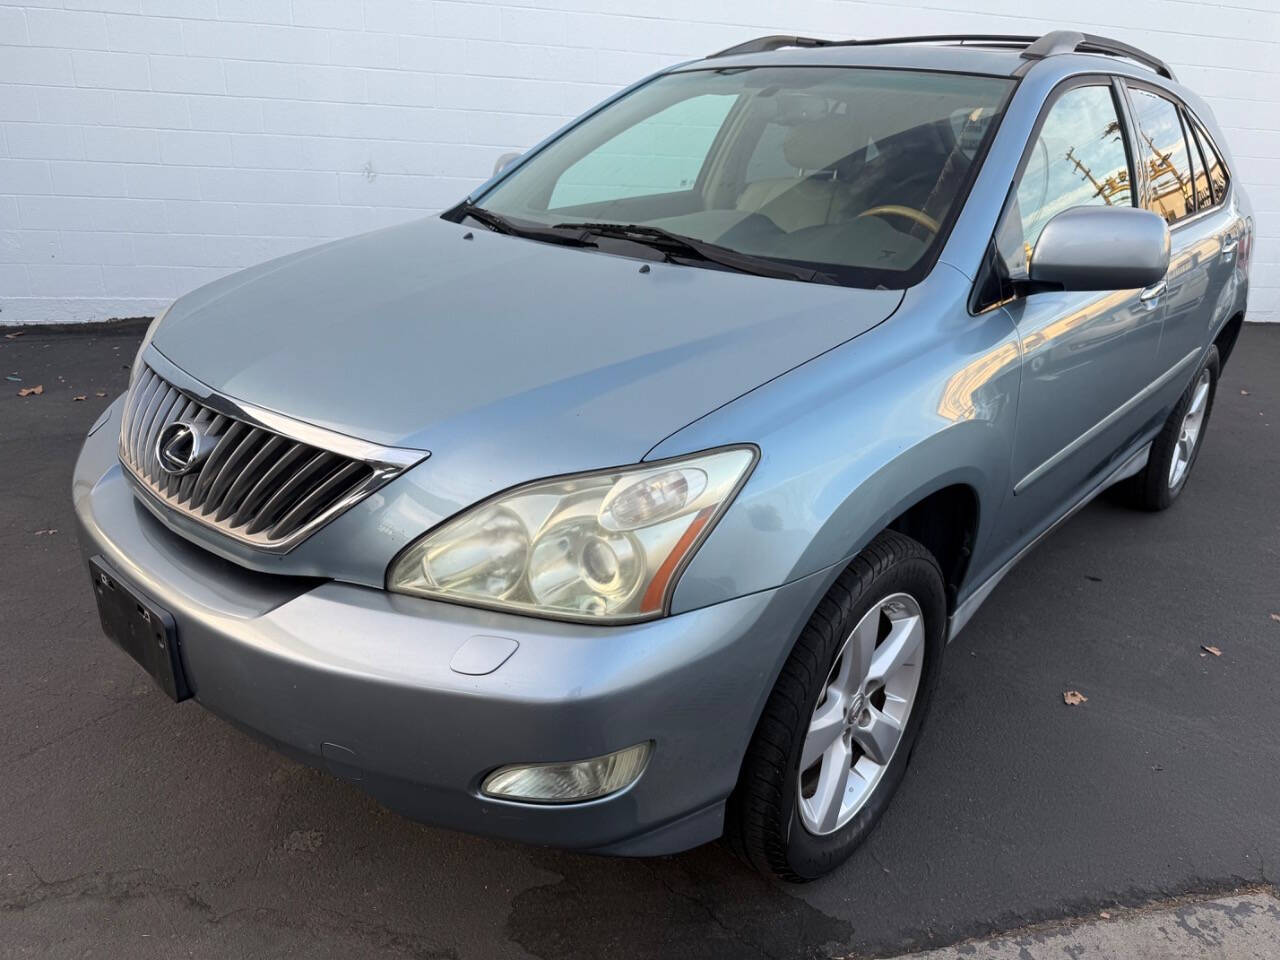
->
[1028,206,1169,292]
[492,151,522,178]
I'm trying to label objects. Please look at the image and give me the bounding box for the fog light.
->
[481,742,650,803]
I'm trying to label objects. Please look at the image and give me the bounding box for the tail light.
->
[1237,217,1253,274]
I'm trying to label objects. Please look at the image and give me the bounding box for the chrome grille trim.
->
[119,352,427,554]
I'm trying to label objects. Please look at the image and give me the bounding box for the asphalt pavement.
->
[1,321,1277,959]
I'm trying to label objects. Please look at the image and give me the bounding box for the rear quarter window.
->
[1187,113,1230,204]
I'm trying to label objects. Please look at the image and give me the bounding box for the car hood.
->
[153,216,902,472]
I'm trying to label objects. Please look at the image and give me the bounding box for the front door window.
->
[997,84,1134,279]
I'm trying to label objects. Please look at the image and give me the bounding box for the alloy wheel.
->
[1168,369,1212,490]
[796,592,925,836]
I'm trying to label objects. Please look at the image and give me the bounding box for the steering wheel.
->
[855,205,941,236]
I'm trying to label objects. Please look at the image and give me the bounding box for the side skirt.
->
[947,441,1151,642]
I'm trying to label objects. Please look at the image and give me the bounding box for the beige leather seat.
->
[736,114,860,233]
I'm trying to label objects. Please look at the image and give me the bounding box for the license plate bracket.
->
[90,556,190,702]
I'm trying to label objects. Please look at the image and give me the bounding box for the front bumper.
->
[73,399,830,855]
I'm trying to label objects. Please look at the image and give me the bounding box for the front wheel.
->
[1127,346,1219,511]
[725,531,946,882]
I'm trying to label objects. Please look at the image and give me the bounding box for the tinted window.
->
[997,85,1133,277]
[1129,88,1196,224]
[1189,114,1229,203]
[476,67,1014,288]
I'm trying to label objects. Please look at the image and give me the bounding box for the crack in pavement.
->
[9,699,140,765]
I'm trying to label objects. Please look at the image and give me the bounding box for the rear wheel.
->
[1127,346,1219,511]
[725,531,946,882]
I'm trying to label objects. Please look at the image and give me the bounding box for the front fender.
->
[653,268,1021,615]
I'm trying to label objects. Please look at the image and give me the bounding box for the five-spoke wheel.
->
[1127,346,1219,511]
[727,530,946,882]
[1168,368,1211,490]
[797,593,924,835]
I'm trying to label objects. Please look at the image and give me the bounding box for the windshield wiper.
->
[455,203,596,247]
[456,202,520,235]
[551,221,837,284]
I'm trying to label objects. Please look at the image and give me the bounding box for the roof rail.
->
[708,34,1042,59]
[831,34,1040,49]
[1019,30,1175,81]
[709,35,836,58]
[705,30,1176,81]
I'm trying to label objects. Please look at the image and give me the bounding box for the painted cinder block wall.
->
[1,0,1276,325]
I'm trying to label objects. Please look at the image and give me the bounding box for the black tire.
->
[1126,346,1219,511]
[724,530,947,882]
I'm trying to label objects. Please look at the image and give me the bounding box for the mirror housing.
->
[1028,206,1170,292]
[492,151,522,178]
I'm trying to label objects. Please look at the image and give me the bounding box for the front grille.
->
[120,363,411,550]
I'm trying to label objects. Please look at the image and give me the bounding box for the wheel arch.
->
[694,455,998,801]
[885,482,981,614]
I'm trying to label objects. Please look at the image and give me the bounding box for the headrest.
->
[782,115,857,172]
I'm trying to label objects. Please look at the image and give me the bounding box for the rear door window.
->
[1128,87,1197,224]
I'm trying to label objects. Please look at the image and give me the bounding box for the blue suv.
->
[76,31,1253,880]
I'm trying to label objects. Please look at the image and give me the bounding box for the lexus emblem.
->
[155,419,215,475]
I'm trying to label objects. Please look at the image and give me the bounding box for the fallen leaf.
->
[17,384,43,397]
[34,529,57,536]
[1063,690,1087,706]
[4,331,23,340]
[72,394,86,401]
[1201,645,1222,657]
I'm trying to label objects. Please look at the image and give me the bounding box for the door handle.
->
[1220,236,1238,261]
[1140,280,1167,303]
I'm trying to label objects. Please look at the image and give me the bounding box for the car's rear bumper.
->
[73,399,828,855]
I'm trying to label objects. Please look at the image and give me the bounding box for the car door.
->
[1124,82,1242,370]
[993,78,1163,543]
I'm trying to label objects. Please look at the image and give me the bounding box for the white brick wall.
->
[0,0,1276,324]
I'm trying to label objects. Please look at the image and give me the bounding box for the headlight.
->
[388,446,756,622]
[130,304,169,384]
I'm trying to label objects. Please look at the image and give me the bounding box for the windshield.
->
[466,66,1014,288]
